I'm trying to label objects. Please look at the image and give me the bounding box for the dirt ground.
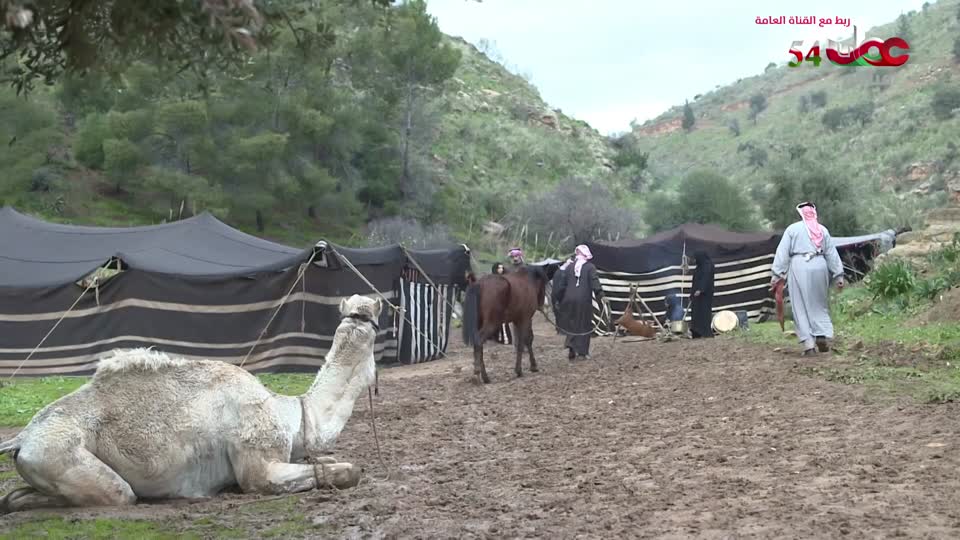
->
[4,315,960,538]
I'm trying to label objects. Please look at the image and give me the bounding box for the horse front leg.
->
[514,322,524,378]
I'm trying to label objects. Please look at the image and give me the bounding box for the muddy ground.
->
[3,315,960,538]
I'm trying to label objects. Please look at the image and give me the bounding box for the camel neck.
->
[298,350,374,456]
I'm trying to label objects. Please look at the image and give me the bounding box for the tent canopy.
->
[587,223,781,274]
[0,206,307,287]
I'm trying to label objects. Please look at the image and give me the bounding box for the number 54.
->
[788,40,821,67]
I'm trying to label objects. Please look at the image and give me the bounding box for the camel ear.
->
[340,297,348,316]
[373,298,382,318]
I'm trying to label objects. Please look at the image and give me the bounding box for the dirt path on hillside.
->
[3,315,960,538]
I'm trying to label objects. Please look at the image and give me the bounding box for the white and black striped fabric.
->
[587,224,782,335]
[397,277,456,364]
[590,255,778,335]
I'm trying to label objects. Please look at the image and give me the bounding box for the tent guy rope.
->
[239,250,318,369]
[8,278,100,380]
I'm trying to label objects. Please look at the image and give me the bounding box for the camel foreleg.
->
[230,450,361,494]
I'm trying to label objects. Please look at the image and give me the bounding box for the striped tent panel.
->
[398,279,455,364]
[592,254,776,336]
[0,263,401,376]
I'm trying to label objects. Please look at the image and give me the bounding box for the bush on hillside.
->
[682,101,695,132]
[643,170,759,233]
[931,87,960,120]
[821,102,875,131]
[727,118,740,137]
[511,176,635,249]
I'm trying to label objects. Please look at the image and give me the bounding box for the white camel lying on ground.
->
[0,294,382,514]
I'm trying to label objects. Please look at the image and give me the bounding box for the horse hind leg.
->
[524,321,538,372]
[474,324,496,384]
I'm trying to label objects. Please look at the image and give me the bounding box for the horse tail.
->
[462,281,481,347]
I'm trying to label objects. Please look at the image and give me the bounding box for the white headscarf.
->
[574,244,593,285]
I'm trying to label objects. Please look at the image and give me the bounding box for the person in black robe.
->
[553,245,606,359]
[690,250,715,339]
[491,263,512,345]
[550,258,573,334]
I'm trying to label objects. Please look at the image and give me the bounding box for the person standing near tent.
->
[507,247,525,269]
[550,256,574,334]
[553,245,607,359]
[689,251,715,338]
[771,201,845,356]
[490,262,513,345]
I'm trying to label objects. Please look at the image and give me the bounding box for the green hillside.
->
[625,0,960,235]
[0,0,620,263]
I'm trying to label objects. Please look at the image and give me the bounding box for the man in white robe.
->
[771,202,845,355]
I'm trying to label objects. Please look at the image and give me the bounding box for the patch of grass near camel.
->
[0,374,316,428]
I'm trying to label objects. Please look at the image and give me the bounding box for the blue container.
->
[735,310,749,329]
[664,291,684,321]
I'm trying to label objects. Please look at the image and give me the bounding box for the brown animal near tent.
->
[615,284,658,338]
[461,265,550,383]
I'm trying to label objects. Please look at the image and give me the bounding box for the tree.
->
[682,100,695,132]
[748,93,767,124]
[644,170,758,233]
[0,0,393,94]
[763,160,861,235]
[896,14,912,42]
[953,37,960,64]
[378,0,461,202]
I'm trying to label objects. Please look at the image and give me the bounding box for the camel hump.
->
[93,348,191,379]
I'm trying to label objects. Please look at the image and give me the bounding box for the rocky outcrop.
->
[879,206,960,267]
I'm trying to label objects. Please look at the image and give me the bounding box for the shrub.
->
[643,170,759,233]
[931,87,960,120]
[867,260,917,299]
[366,216,454,249]
[511,176,636,249]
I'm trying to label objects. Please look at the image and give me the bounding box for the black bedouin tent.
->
[0,207,470,376]
[586,223,900,334]
[586,223,782,334]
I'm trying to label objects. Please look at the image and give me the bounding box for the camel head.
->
[337,294,382,340]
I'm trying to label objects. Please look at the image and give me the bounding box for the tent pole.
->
[680,241,687,322]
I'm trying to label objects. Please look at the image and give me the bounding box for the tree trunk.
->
[256,209,265,232]
[400,83,415,199]
[308,205,317,219]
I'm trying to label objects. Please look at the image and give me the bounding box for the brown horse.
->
[461,265,550,384]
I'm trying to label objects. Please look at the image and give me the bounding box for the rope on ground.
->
[8,278,100,380]
[367,386,394,481]
[239,250,318,369]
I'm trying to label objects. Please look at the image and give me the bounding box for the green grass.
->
[736,283,960,403]
[0,377,88,427]
[0,517,193,540]
[0,374,315,428]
